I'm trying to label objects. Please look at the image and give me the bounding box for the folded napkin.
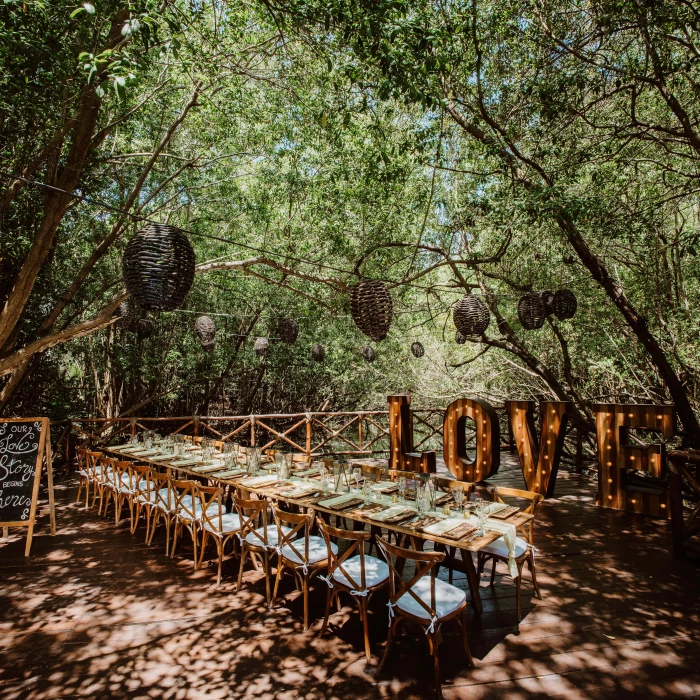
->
[131,449,160,457]
[148,453,174,461]
[317,493,358,509]
[210,469,247,479]
[467,513,518,577]
[170,457,198,466]
[404,515,443,533]
[374,483,399,494]
[345,503,386,517]
[434,492,454,506]
[278,485,320,499]
[440,522,478,542]
[369,505,415,523]
[240,475,279,488]
[295,466,321,478]
[112,443,138,450]
[190,464,225,474]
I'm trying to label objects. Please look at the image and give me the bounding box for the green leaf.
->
[70,7,84,18]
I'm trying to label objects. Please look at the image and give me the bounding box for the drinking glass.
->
[353,467,362,492]
[416,488,427,517]
[361,479,372,505]
[475,498,487,536]
[321,471,331,495]
[452,485,465,516]
[398,476,407,502]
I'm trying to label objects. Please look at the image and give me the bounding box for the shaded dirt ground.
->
[1,457,699,699]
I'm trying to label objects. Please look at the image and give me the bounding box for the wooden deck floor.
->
[1,457,699,699]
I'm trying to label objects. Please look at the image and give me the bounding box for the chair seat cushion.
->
[396,576,466,621]
[481,536,529,559]
[332,555,389,590]
[78,469,88,478]
[244,525,294,548]
[280,536,337,566]
[153,488,172,509]
[203,512,242,534]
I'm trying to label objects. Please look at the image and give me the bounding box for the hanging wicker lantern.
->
[194,315,216,351]
[311,343,325,362]
[453,294,490,337]
[137,318,154,339]
[411,341,425,358]
[455,331,467,345]
[278,317,299,345]
[114,300,133,329]
[254,337,269,357]
[539,290,555,316]
[361,345,376,363]
[122,223,195,311]
[349,280,393,342]
[552,289,577,320]
[518,292,547,330]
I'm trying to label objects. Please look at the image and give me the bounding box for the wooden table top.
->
[104,446,532,554]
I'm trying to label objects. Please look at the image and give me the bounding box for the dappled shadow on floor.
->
[1,461,699,699]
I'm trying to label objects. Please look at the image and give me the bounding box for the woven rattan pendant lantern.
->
[194,315,216,351]
[455,331,467,345]
[453,294,490,337]
[122,223,195,311]
[278,317,299,345]
[361,345,376,363]
[411,341,425,358]
[350,280,393,342]
[518,292,547,330]
[552,289,577,320]
[311,343,325,362]
[254,337,269,357]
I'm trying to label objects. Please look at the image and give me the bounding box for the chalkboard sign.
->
[0,418,55,556]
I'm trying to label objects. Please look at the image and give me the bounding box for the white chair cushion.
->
[202,512,242,534]
[280,536,337,566]
[179,504,219,522]
[78,469,88,477]
[154,488,172,509]
[244,525,294,548]
[332,555,389,590]
[396,576,466,620]
[481,536,529,559]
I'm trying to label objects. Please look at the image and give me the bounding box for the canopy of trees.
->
[2,0,700,445]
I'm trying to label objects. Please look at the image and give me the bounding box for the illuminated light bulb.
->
[607,461,612,467]
[521,438,525,443]
[630,456,635,461]
[524,453,528,458]
[547,439,551,445]
[482,420,486,425]
[628,413,633,418]
[544,455,549,460]
[551,409,556,414]
[607,429,612,434]
[518,423,522,428]
[631,499,637,504]
[608,478,613,483]
[656,414,662,420]
[660,503,666,508]
[607,445,612,450]
[608,495,613,500]
[528,468,533,473]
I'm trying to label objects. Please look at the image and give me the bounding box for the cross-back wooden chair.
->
[75,448,90,507]
[376,536,473,699]
[271,505,338,631]
[170,479,200,567]
[197,485,242,585]
[110,460,136,526]
[477,486,543,620]
[233,494,290,605]
[96,456,118,517]
[147,471,175,554]
[316,518,389,662]
[90,452,109,511]
[127,464,151,534]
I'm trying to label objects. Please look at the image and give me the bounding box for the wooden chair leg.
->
[85,481,91,509]
[271,562,284,609]
[458,611,475,668]
[379,618,397,672]
[216,540,223,586]
[320,587,333,638]
[489,558,497,586]
[192,525,198,569]
[428,632,443,700]
[360,598,371,663]
[303,576,309,631]
[516,564,524,621]
[236,547,247,592]
[164,516,171,556]
[171,522,180,558]
[529,550,542,599]
[263,551,271,606]
[198,530,209,570]
[448,546,456,584]
[76,480,83,504]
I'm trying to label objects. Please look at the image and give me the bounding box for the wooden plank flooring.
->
[1,456,699,699]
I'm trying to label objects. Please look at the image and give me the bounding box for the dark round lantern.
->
[122,223,195,311]
[411,341,425,358]
[311,343,325,362]
[453,294,490,337]
[455,331,467,345]
[114,300,133,329]
[518,292,547,330]
[278,317,299,344]
[350,280,393,342]
[137,318,154,339]
[254,337,269,357]
[552,289,577,320]
[194,315,216,351]
[361,345,376,363]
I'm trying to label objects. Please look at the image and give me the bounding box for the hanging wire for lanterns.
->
[518,292,547,330]
[552,289,577,320]
[122,223,195,311]
[361,345,376,363]
[350,280,393,342]
[453,294,490,336]
[411,341,425,358]
[311,343,325,362]
[254,337,269,357]
[278,317,299,344]
[194,315,216,351]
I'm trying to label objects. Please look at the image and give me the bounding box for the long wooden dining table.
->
[104,445,533,613]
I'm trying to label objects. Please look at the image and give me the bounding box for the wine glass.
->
[361,479,372,505]
[452,485,465,516]
[398,476,407,502]
[353,467,362,492]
